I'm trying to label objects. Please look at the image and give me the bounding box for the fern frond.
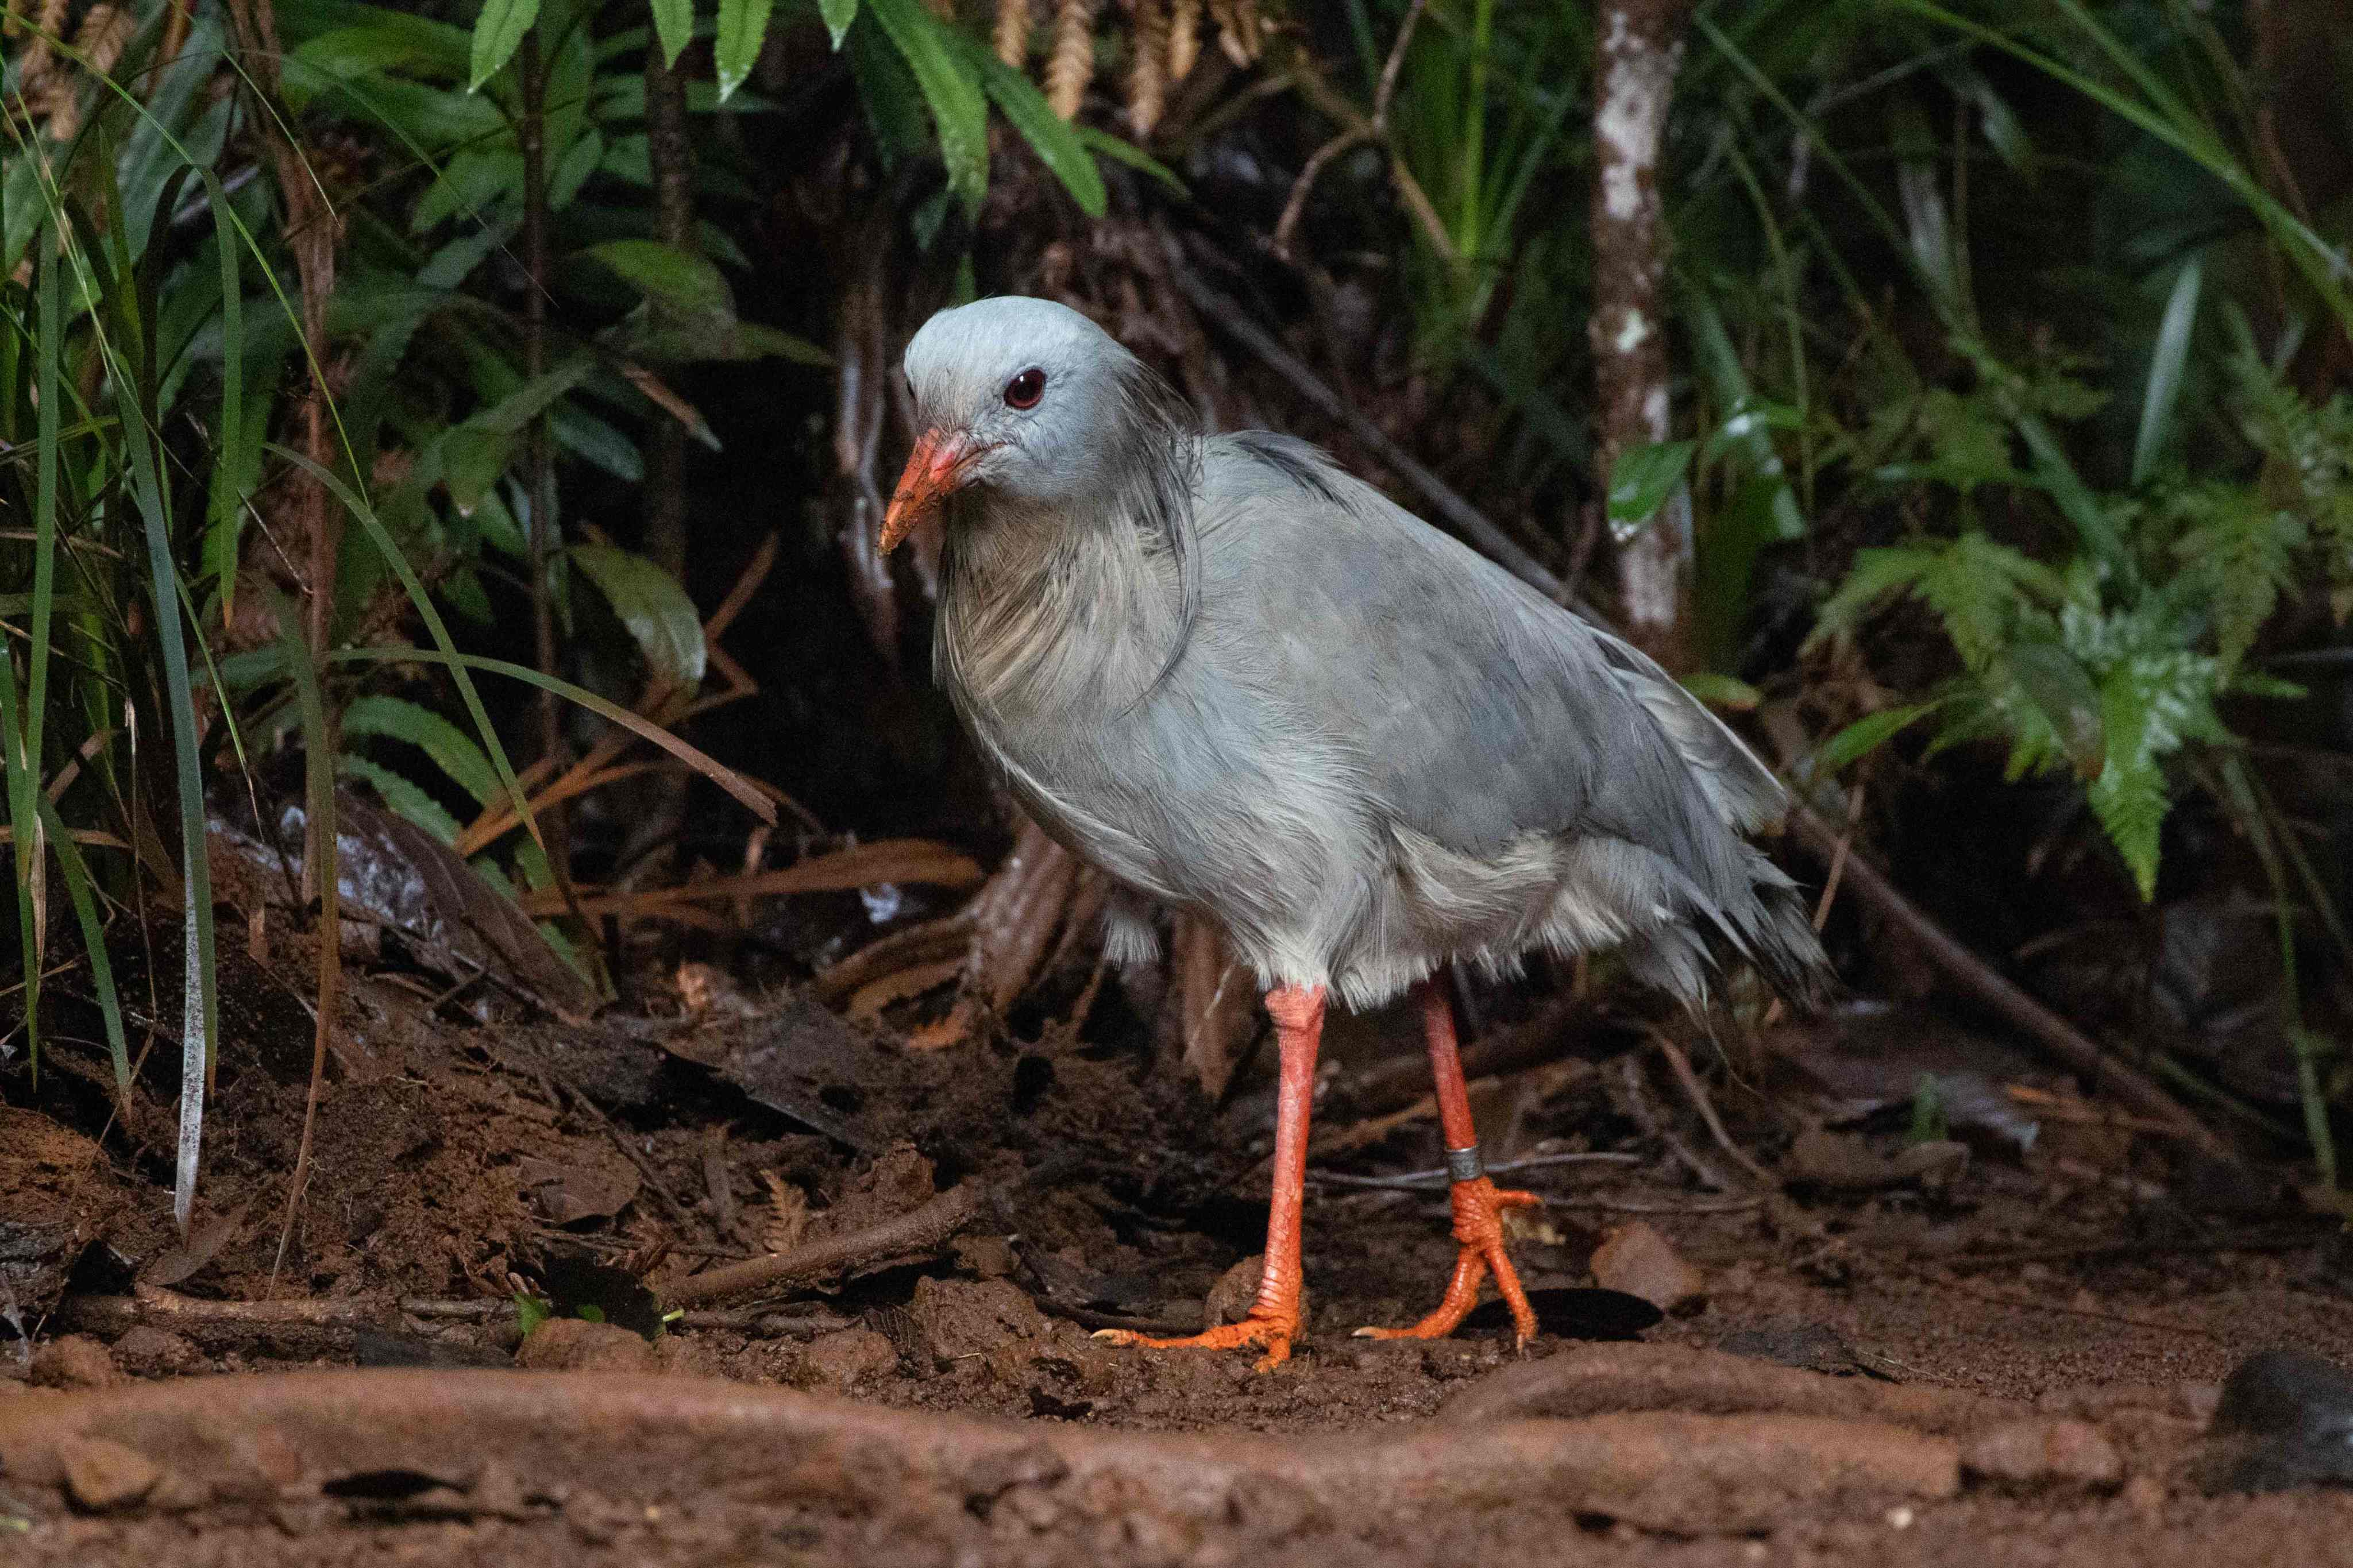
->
[1046,0,1096,120]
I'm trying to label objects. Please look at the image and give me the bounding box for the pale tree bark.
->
[1590,0,1693,671]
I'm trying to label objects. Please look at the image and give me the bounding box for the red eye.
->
[1003,368,1046,409]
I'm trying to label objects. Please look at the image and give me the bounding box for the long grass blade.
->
[110,326,218,1235]
[2132,254,2203,486]
[35,793,132,1104]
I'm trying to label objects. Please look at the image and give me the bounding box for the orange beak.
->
[880,428,992,553]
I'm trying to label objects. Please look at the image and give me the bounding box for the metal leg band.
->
[1444,1143,1485,1183]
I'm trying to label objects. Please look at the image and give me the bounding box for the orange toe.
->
[1094,1308,1298,1371]
[1354,1178,1541,1347]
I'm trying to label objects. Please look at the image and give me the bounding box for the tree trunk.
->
[1590,0,1693,671]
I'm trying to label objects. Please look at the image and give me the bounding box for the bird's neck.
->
[937,469,1197,726]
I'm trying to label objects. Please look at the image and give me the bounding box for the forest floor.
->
[7,942,2353,1566]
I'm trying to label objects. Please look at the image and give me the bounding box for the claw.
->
[1353,1178,1541,1347]
[1091,1310,1298,1372]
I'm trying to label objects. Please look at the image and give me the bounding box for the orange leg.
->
[1095,983,1324,1371]
[1356,972,1541,1348]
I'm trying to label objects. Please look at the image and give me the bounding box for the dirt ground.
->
[6,952,2353,1566]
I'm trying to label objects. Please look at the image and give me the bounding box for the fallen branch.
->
[1785,804,2228,1159]
[1439,1342,2020,1438]
[1,1365,1964,1536]
[664,1180,986,1306]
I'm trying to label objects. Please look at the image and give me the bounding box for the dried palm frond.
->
[1128,0,1168,136]
[1046,0,1096,120]
[994,0,1031,66]
[1168,0,1201,82]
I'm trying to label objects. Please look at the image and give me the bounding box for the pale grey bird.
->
[882,296,1831,1369]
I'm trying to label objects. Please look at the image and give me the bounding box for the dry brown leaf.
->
[846,957,965,1023]
[1046,0,1096,119]
[759,1172,811,1255]
[519,839,986,917]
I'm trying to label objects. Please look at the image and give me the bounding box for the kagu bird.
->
[883,297,1832,1369]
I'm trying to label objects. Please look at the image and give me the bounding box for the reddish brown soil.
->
[6,967,2350,1566]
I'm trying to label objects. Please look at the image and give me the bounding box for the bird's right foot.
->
[1093,1308,1298,1372]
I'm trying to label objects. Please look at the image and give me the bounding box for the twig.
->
[1648,1029,1779,1191]
[545,1074,700,1231]
[1785,804,2229,1159]
[665,1181,986,1305]
[1308,1150,1640,1190]
[1547,1194,1766,1214]
[1762,778,1861,1027]
[1158,231,1590,616]
[1271,0,1425,262]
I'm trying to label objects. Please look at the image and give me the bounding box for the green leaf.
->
[650,0,694,67]
[339,754,467,844]
[569,544,708,686]
[2133,255,2203,486]
[438,423,516,514]
[945,28,1107,217]
[344,694,505,806]
[1606,439,1696,528]
[715,0,774,100]
[468,0,540,91]
[585,239,733,316]
[2000,640,2106,780]
[820,0,858,48]
[864,0,989,217]
[1677,671,1762,710]
[1815,701,1945,777]
[1075,125,1185,194]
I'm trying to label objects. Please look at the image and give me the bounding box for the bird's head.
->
[882,297,1188,552]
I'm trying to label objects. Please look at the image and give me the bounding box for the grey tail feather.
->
[1744,863,1840,1011]
[1635,849,1839,1013]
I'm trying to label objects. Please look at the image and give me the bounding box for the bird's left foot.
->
[1352,1176,1540,1348]
[1092,1306,1298,1372]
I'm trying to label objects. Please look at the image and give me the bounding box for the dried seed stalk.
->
[1128,0,1168,136]
[1046,0,1096,120]
[1168,0,1201,81]
[994,0,1030,67]
[1208,0,1259,67]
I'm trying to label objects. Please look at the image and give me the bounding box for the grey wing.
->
[1205,435,1785,862]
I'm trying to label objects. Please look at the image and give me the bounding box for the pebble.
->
[59,1436,160,1512]
[1590,1222,1707,1315]
[30,1335,121,1390]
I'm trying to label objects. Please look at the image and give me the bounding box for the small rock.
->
[30,1334,122,1389]
[908,1276,1048,1368]
[801,1327,900,1393]
[2195,1347,2353,1493]
[513,1318,657,1373]
[1203,1256,1306,1329]
[111,1326,199,1377]
[1961,1419,2123,1492]
[59,1436,161,1512]
[1590,1222,1707,1315]
[953,1234,1019,1279]
[2123,1473,2168,1520]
